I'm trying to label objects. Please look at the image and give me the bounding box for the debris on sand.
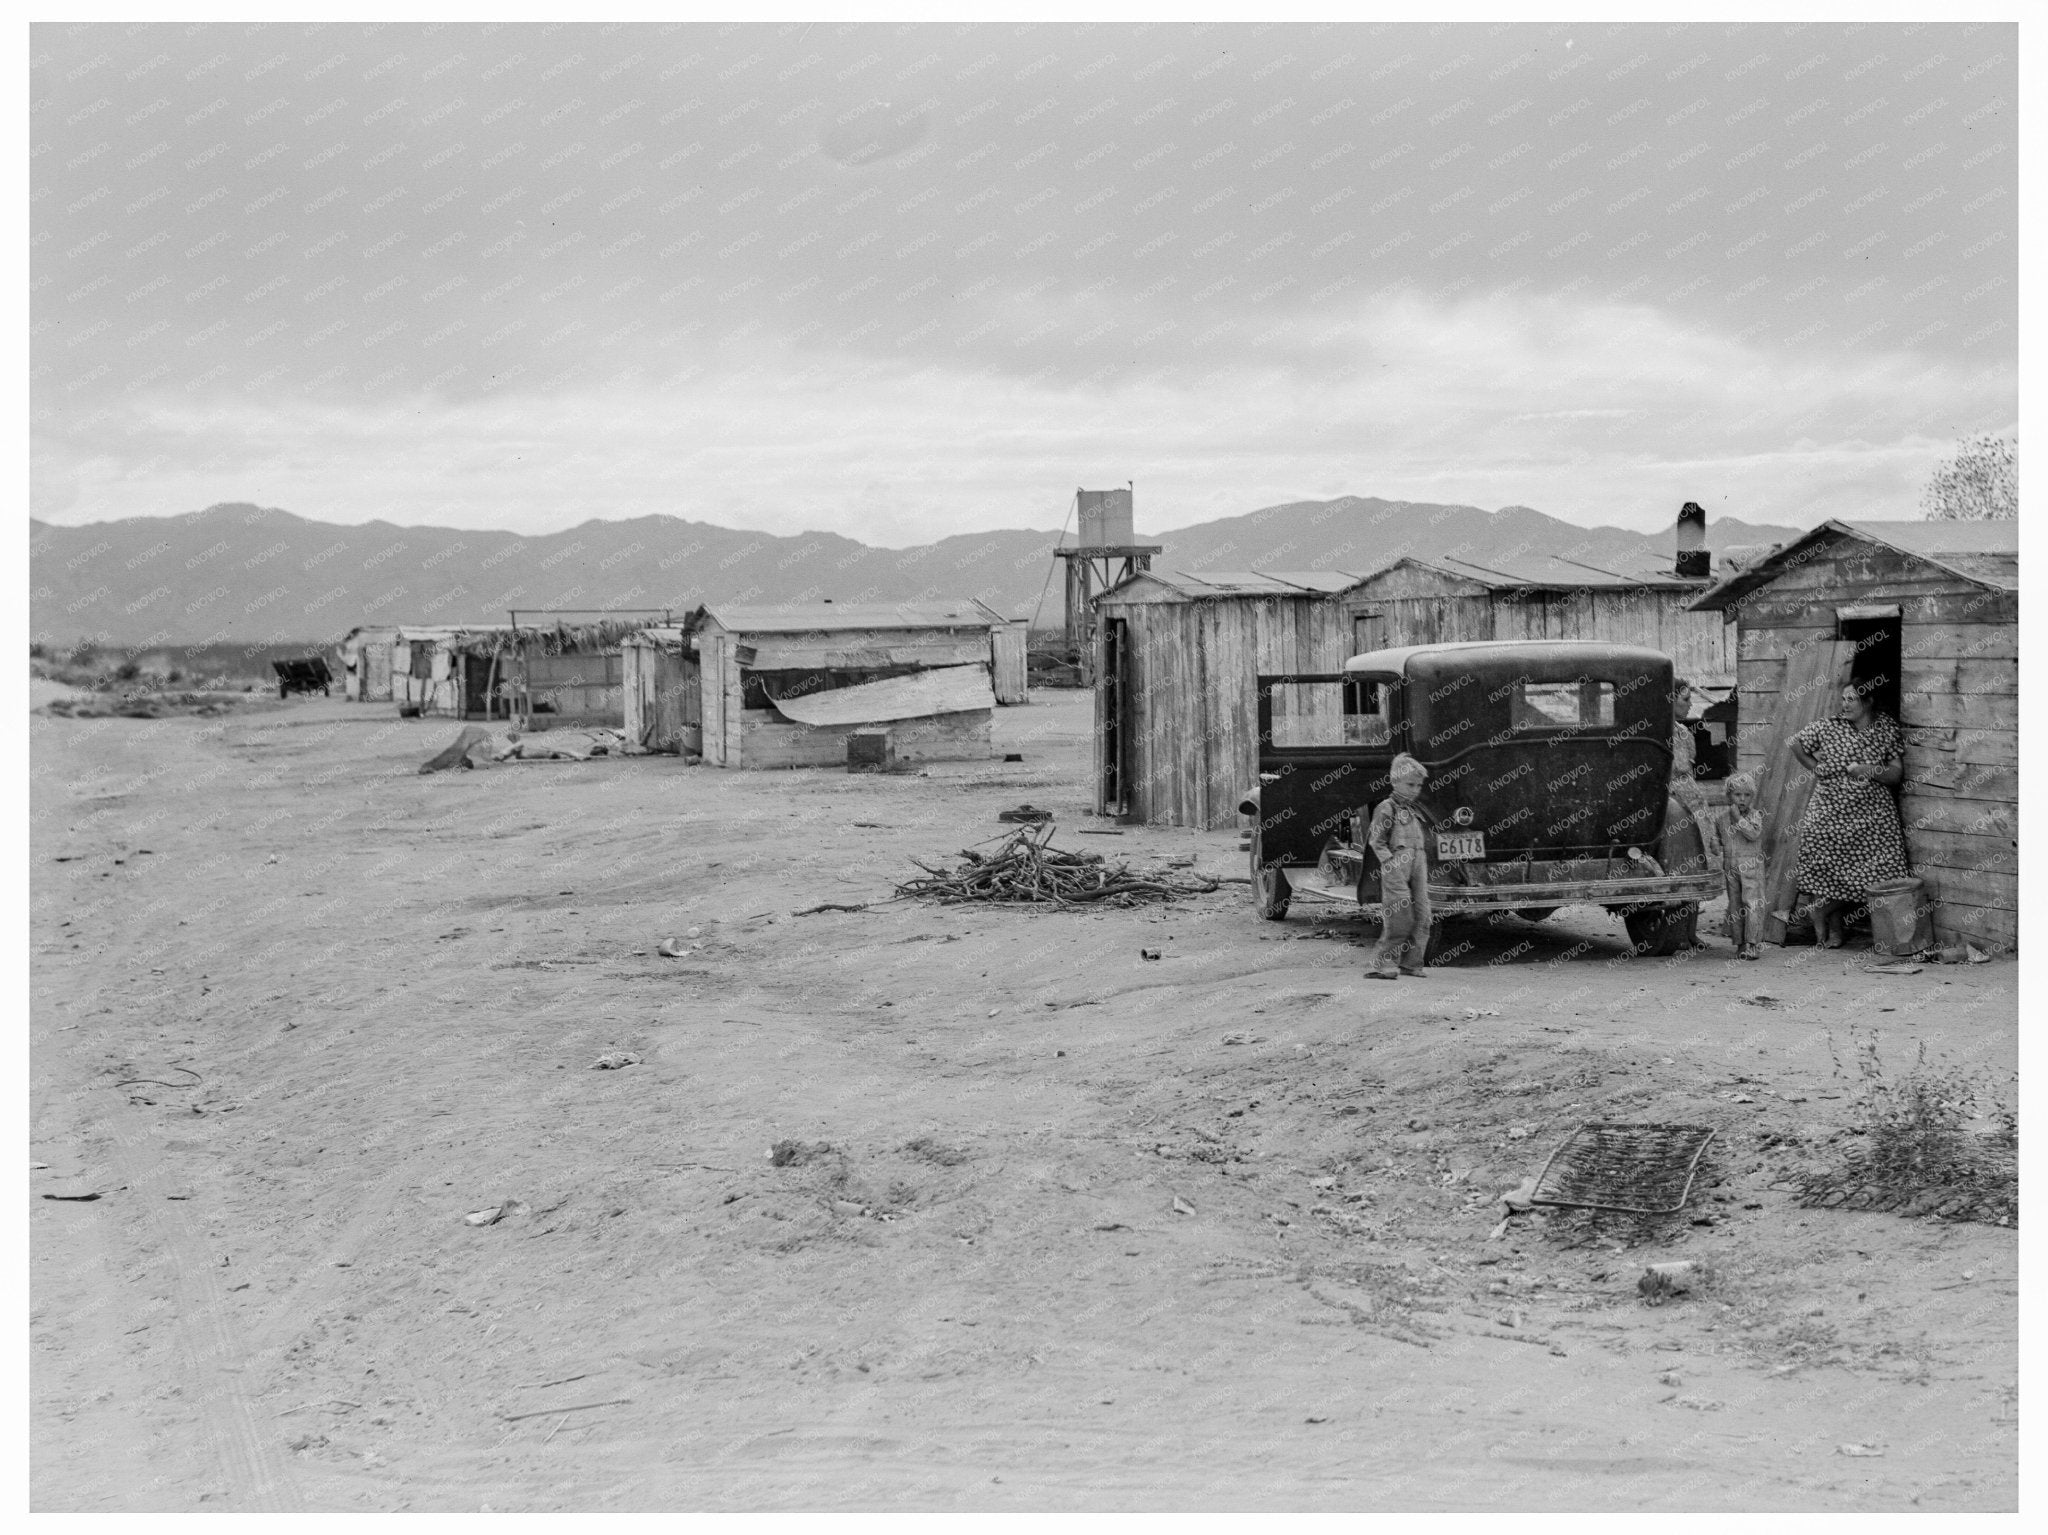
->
[43,689,276,719]
[465,1200,526,1226]
[1637,1258,1713,1304]
[996,804,1053,824]
[770,1139,836,1167]
[895,826,1220,908]
[419,725,499,774]
[592,1053,641,1070]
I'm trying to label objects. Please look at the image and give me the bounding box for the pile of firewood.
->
[895,826,1221,908]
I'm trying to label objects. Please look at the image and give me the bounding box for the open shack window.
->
[743,666,917,711]
[1510,679,1615,730]
[1264,678,1392,748]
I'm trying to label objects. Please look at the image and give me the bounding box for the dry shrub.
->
[1795,1031,2017,1226]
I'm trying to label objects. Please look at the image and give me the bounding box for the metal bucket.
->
[1865,875,1934,956]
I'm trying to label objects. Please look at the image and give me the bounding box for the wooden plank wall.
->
[1346,576,1732,679]
[1107,593,1350,830]
[1728,541,2018,950]
[991,622,1029,704]
[698,632,729,764]
[624,645,696,751]
[737,707,992,768]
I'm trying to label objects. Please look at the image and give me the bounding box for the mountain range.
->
[30,498,1807,649]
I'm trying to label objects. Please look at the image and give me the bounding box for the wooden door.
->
[1757,639,1851,943]
[1099,618,1130,816]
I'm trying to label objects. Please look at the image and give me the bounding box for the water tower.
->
[1051,484,1161,685]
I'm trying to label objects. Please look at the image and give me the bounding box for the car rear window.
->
[1511,679,1615,730]
[1265,678,1392,748]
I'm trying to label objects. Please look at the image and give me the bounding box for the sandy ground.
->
[29,691,2017,1511]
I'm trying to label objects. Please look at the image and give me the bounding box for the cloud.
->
[32,285,2012,539]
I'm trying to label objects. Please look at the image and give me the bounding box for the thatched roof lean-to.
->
[510,616,657,655]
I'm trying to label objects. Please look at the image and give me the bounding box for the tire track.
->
[98,1109,304,1512]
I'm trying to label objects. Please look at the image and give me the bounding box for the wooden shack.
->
[393,625,519,719]
[687,601,1002,769]
[621,627,701,755]
[1690,519,2018,951]
[337,625,401,702]
[1092,570,1371,828]
[1338,553,1732,687]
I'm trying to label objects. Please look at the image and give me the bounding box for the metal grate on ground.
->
[1529,1122,1718,1215]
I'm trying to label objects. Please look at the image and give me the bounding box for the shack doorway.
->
[1100,617,1130,817]
[1352,611,1387,656]
[461,653,499,719]
[1837,610,1902,722]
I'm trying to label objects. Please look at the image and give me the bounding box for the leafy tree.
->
[1921,434,2017,521]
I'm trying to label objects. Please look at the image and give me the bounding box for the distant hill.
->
[29,498,1806,649]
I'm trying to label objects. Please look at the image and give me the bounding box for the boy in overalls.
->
[1366,753,1433,980]
[1716,770,1766,959]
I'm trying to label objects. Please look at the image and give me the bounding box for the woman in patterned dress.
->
[1789,683,1910,947]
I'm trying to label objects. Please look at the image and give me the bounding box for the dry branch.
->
[894,825,1221,909]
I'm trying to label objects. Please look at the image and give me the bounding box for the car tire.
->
[1251,829,1291,921]
[1624,902,1698,957]
[1513,906,1559,924]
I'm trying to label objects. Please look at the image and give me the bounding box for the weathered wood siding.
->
[991,620,1029,704]
[737,707,991,768]
[699,631,730,764]
[1339,581,1733,679]
[1726,540,2017,951]
[1097,592,1348,830]
[623,643,701,754]
[523,651,624,731]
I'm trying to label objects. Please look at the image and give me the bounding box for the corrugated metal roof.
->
[1421,552,1704,590]
[699,601,1000,633]
[1691,519,2019,610]
[1102,568,1373,600]
[1251,570,1377,593]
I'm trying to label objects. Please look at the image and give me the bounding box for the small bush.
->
[28,641,48,659]
[1795,1031,2018,1225]
[67,641,99,668]
[113,659,142,682]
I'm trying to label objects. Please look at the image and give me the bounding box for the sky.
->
[30,19,2018,544]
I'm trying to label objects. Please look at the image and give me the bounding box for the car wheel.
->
[1251,828,1291,921]
[1624,902,1698,956]
[1513,906,1559,924]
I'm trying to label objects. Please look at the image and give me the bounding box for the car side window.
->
[1344,678,1393,746]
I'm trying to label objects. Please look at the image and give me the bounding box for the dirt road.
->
[30,692,2017,1510]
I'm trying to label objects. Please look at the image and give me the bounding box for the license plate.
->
[1436,831,1485,861]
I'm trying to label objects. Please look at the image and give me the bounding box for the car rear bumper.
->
[1312,846,1721,912]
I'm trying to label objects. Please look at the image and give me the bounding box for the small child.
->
[1716,771,1766,959]
[1366,754,1434,980]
